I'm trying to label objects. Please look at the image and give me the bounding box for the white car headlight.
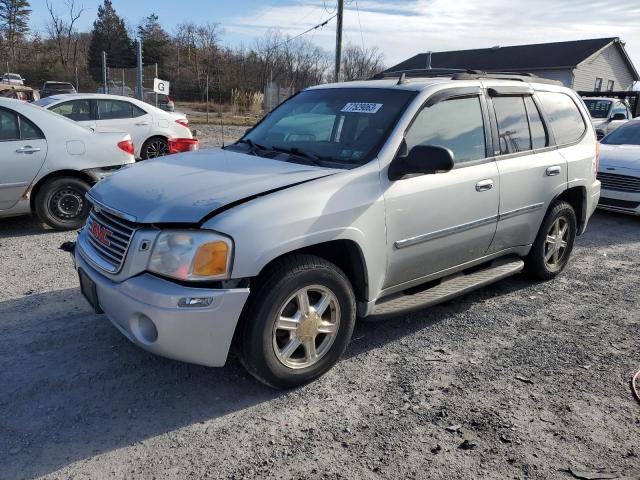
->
[148,230,233,281]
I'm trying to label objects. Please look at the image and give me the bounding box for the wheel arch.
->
[554,186,586,235]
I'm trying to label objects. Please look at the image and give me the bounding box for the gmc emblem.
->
[90,222,112,247]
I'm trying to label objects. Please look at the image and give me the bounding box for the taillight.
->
[118,140,135,155]
[168,138,199,154]
[175,118,189,128]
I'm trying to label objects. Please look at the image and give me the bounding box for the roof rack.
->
[370,68,562,86]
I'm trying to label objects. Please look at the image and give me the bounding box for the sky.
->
[28,0,640,69]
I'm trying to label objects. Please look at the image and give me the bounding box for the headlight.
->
[148,230,233,281]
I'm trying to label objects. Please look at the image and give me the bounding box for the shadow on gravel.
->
[580,210,640,247]
[0,215,53,238]
[0,273,537,479]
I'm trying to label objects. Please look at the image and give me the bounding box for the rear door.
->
[96,99,151,155]
[0,108,47,210]
[487,88,574,252]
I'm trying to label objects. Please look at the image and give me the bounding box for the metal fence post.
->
[102,51,107,93]
[155,63,158,107]
[121,69,125,96]
[206,73,210,124]
[136,39,143,100]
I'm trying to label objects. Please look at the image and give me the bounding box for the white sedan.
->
[597,120,640,216]
[0,98,135,230]
[35,93,194,159]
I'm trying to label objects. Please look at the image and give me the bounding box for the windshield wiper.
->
[269,145,325,166]
[234,138,268,155]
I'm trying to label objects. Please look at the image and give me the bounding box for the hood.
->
[599,144,640,172]
[88,148,335,223]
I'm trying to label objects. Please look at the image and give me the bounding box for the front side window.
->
[492,96,531,154]
[405,96,486,164]
[0,109,19,141]
[237,88,417,167]
[611,102,629,119]
[50,100,91,121]
[98,100,135,120]
[537,92,586,145]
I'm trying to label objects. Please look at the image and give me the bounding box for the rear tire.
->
[239,254,356,389]
[140,137,169,160]
[34,177,91,230]
[524,200,577,280]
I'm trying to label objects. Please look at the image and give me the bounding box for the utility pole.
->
[334,0,344,83]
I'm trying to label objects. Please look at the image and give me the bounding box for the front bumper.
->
[73,248,250,367]
[598,188,640,216]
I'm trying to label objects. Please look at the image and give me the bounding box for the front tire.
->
[34,177,91,230]
[524,200,577,280]
[240,254,356,389]
[140,137,169,160]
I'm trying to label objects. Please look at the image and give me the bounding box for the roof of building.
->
[386,38,639,81]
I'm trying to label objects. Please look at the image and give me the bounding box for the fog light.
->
[130,314,158,344]
[178,296,213,307]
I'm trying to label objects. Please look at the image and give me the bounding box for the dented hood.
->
[88,148,335,223]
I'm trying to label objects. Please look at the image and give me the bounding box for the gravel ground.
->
[1,210,639,480]
[193,124,247,148]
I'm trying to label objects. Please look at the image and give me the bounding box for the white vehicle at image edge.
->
[71,71,601,388]
[0,98,135,230]
[582,97,632,140]
[596,120,640,215]
[34,93,193,159]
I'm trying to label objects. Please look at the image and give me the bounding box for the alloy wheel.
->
[544,216,569,269]
[145,140,169,158]
[272,285,340,370]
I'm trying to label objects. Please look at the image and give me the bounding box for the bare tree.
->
[341,43,385,81]
[45,0,85,68]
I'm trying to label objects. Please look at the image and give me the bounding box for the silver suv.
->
[71,70,601,388]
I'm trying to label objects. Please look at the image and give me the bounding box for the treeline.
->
[0,0,385,101]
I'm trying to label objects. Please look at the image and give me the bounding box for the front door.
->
[0,108,47,210]
[382,90,499,289]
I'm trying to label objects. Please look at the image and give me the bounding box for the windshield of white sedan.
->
[601,122,640,145]
[229,88,416,167]
[583,99,611,119]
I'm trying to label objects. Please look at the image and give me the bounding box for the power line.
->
[283,13,337,45]
[355,0,365,52]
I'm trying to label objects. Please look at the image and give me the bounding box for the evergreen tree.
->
[0,0,31,64]
[138,13,170,76]
[87,0,134,82]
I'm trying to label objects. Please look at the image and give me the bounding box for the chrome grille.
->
[597,172,640,193]
[85,207,138,273]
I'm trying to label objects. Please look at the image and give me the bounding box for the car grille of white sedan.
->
[85,207,138,273]
[597,172,640,193]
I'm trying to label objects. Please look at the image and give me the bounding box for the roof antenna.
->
[396,73,409,85]
[426,51,432,69]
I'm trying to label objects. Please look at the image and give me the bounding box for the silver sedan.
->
[597,120,640,216]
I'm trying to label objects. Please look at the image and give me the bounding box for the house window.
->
[594,78,603,91]
[606,80,614,91]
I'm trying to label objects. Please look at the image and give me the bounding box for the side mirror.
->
[390,144,455,180]
[611,113,626,121]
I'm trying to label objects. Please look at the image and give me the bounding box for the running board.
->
[370,257,524,319]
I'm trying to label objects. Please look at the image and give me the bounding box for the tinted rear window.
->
[583,99,611,119]
[492,96,531,154]
[537,92,586,145]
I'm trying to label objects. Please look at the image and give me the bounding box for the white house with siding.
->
[386,38,639,92]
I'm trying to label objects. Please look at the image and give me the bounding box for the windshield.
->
[583,99,612,119]
[228,87,416,168]
[601,122,640,145]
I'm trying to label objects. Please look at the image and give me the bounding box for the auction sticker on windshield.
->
[341,102,383,113]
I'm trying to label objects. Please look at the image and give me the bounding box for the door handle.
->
[16,146,41,154]
[135,121,151,126]
[475,179,494,192]
[546,166,561,176]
